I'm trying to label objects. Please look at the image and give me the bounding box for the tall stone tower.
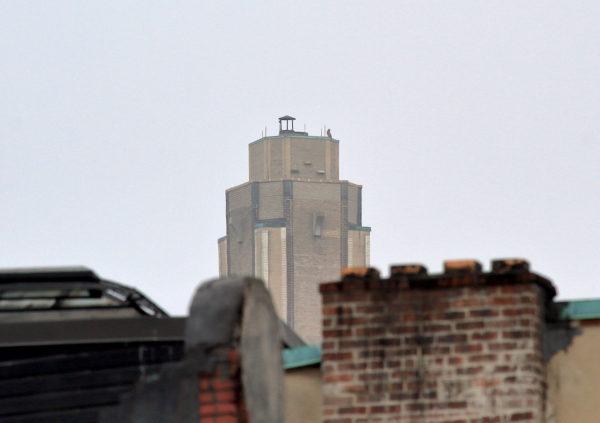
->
[218,116,370,342]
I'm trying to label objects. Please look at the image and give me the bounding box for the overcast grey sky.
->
[1,1,598,315]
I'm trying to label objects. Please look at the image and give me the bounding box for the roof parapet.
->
[322,258,556,298]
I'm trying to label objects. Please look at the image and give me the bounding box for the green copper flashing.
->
[255,218,287,229]
[558,299,600,320]
[282,344,321,369]
[348,223,372,232]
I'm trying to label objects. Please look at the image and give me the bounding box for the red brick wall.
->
[199,350,248,423]
[320,261,554,423]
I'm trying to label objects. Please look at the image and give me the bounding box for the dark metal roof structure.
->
[0,267,183,423]
[278,115,295,121]
[0,266,167,317]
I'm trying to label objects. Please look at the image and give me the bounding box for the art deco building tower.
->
[218,116,370,342]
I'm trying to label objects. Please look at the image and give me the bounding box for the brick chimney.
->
[319,259,555,423]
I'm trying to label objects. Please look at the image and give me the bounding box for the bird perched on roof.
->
[327,128,332,139]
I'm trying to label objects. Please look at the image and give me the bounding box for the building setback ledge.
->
[557,299,600,320]
[255,218,286,228]
[226,179,362,192]
[249,135,340,146]
[283,344,321,369]
[348,224,371,232]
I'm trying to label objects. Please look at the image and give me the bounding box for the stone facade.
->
[220,119,370,343]
[319,259,555,423]
[249,135,339,181]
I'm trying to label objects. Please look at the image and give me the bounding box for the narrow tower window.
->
[313,213,324,237]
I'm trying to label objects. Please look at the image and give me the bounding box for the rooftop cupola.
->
[278,115,307,136]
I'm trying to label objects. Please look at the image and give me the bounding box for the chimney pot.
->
[443,260,482,274]
[341,267,369,277]
[390,264,428,276]
[491,258,530,273]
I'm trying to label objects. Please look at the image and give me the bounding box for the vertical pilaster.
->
[280,228,287,323]
[283,180,294,327]
[340,183,348,269]
[225,191,231,276]
[250,182,259,276]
